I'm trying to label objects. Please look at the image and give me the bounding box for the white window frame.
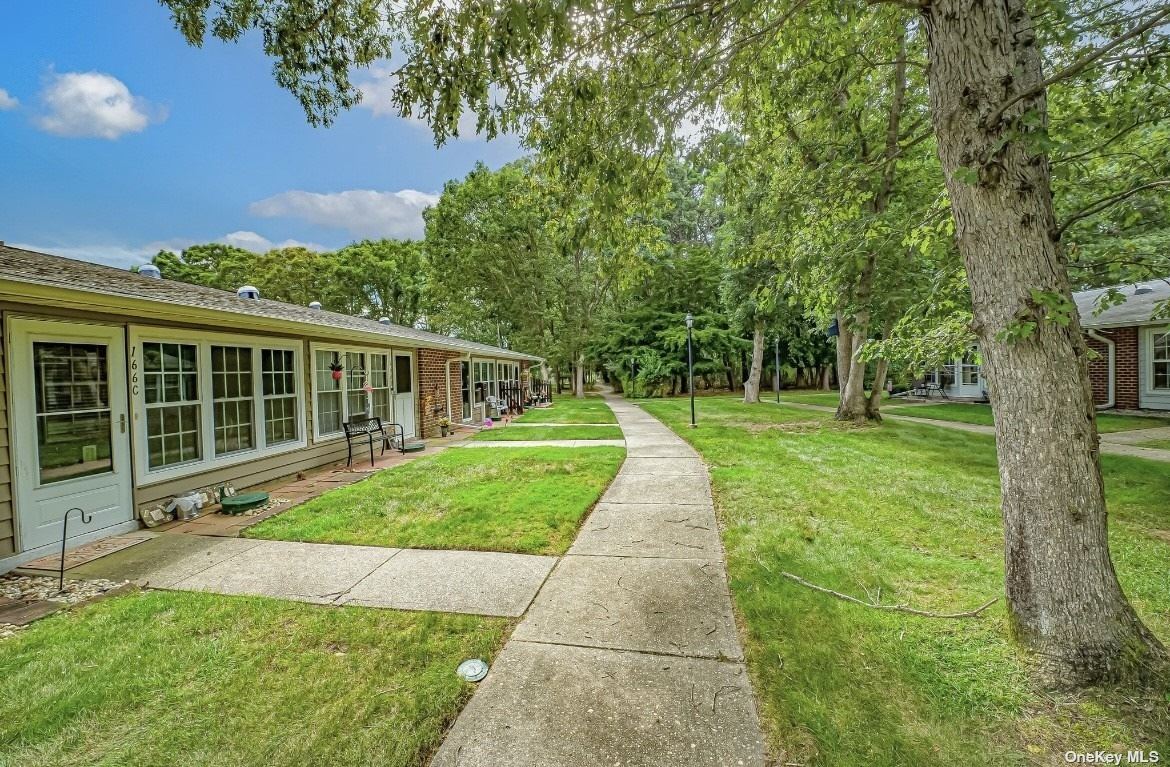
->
[129,326,306,486]
[309,342,395,442]
[1144,326,1170,393]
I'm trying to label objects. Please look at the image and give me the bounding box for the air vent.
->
[138,264,162,279]
[309,301,323,310]
[379,317,391,325]
[237,285,260,300]
[1134,287,1154,295]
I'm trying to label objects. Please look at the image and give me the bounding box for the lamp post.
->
[686,312,696,427]
[774,335,781,404]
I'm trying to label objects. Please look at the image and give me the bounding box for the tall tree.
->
[162,0,1170,685]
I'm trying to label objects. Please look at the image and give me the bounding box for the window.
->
[143,342,201,469]
[262,349,298,446]
[395,355,413,394]
[1153,330,1170,390]
[33,342,113,483]
[473,361,493,404]
[212,345,255,456]
[313,346,399,436]
[960,351,979,386]
[370,353,392,422]
[345,351,369,419]
[315,350,344,435]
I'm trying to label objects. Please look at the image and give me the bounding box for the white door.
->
[10,319,134,552]
[953,353,984,398]
[392,352,416,438]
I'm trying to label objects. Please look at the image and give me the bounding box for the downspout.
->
[1087,330,1115,410]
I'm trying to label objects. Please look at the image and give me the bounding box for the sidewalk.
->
[430,394,765,767]
[781,400,1170,463]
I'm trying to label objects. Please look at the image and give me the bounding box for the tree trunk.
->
[833,313,851,396]
[743,319,766,404]
[574,353,585,399]
[924,0,1164,685]
[821,366,832,391]
[836,327,874,423]
[867,357,889,419]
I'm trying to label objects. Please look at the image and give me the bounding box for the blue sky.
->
[0,1,523,267]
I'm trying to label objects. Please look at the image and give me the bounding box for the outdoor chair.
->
[343,415,407,467]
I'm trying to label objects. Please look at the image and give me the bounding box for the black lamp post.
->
[774,335,781,404]
[686,312,696,427]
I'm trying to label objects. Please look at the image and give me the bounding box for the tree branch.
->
[1057,179,1170,236]
[983,6,1170,128]
[779,571,1000,619]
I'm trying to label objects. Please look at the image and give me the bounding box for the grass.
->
[247,446,625,555]
[637,395,1170,766]
[778,390,883,408]
[1136,438,1170,451]
[471,425,624,441]
[884,401,1170,433]
[511,395,617,424]
[0,590,509,767]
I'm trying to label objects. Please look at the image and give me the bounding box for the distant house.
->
[921,279,1170,409]
[0,244,539,572]
[1078,278,1170,411]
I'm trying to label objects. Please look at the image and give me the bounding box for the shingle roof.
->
[0,244,541,361]
[1075,278,1170,329]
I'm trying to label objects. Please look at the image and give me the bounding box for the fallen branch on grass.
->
[779,572,999,619]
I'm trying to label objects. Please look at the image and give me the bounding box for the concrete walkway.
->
[781,399,1170,462]
[71,534,556,617]
[458,439,626,448]
[431,395,765,767]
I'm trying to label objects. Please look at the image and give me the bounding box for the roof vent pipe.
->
[309,301,323,310]
[379,317,391,326]
[237,285,260,300]
[1134,286,1154,295]
[138,264,162,279]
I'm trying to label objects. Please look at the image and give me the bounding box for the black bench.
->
[343,416,407,467]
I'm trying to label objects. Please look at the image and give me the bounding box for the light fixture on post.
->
[685,312,696,427]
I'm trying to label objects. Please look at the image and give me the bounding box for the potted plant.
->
[437,416,452,437]
[329,357,344,382]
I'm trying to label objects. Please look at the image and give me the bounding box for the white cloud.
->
[355,65,485,140]
[217,231,325,252]
[36,71,162,139]
[248,189,439,240]
[11,232,324,270]
[0,88,18,110]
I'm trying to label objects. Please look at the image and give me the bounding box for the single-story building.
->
[0,244,540,572]
[1079,278,1170,411]
[920,278,1170,408]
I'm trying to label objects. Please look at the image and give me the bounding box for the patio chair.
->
[343,415,407,467]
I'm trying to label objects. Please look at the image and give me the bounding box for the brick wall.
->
[1086,333,1112,407]
[1113,326,1140,409]
[417,348,462,438]
[1086,327,1140,409]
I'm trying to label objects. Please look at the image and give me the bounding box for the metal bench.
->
[343,415,407,467]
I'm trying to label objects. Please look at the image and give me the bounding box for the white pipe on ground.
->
[1087,329,1115,410]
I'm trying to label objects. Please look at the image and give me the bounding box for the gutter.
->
[1087,329,1115,410]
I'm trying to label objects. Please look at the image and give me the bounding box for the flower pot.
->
[440,426,450,437]
[331,369,343,382]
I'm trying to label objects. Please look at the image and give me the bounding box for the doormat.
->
[19,533,154,573]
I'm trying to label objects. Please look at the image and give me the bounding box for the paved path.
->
[431,395,765,767]
[71,535,555,617]
[458,439,626,448]
[780,400,1170,462]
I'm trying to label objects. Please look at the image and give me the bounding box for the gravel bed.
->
[1,573,129,605]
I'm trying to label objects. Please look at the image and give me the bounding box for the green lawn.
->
[885,401,1170,433]
[1136,438,1170,451]
[778,390,884,408]
[638,396,1170,766]
[247,447,625,555]
[0,590,508,767]
[511,395,617,424]
[471,425,624,441]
